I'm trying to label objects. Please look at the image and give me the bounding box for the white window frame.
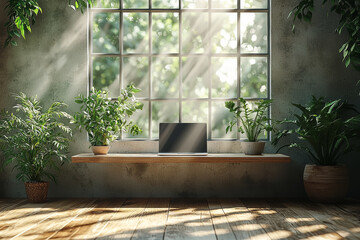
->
[87,0,271,141]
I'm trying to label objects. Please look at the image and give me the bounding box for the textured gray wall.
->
[0,0,359,198]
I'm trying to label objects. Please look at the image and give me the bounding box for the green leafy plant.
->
[273,96,360,165]
[72,84,143,146]
[0,93,72,182]
[289,0,360,70]
[225,98,273,142]
[4,0,95,46]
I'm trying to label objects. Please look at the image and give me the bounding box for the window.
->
[89,0,270,140]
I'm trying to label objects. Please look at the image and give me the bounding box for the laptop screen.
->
[159,123,207,153]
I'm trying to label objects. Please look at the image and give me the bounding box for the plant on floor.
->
[4,0,95,46]
[0,93,72,182]
[225,98,273,142]
[273,96,360,203]
[273,96,360,165]
[289,0,360,71]
[72,84,143,147]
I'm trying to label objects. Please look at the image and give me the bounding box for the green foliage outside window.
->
[91,0,269,139]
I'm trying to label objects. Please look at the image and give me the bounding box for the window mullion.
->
[237,1,241,141]
[179,1,182,123]
[88,8,93,95]
[208,0,212,140]
[149,9,153,139]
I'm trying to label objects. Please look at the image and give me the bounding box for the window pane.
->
[182,0,208,8]
[182,56,209,98]
[93,13,120,53]
[152,13,179,53]
[241,0,267,9]
[152,0,179,8]
[123,0,148,8]
[93,0,120,8]
[123,57,149,98]
[241,57,267,98]
[211,101,236,138]
[211,13,237,53]
[124,101,149,138]
[211,0,236,9]
[212,57,237,98]
[93,57,120,98]
[182,12,208,53]
[182,101,208,124]
[241,13,268,53]
[152,101,179,138]
[123,13,149,53]
[152,57,179,98]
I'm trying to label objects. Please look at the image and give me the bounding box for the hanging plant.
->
[4,0,94,46]
[289,0,360,71]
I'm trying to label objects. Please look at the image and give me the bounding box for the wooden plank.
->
[8,199,96,240]
[207,199,236,240]
[72,153,291,163]
[41,199,123,240]
[242,199,297,240]
[302,201,360,240]
[266,199,333,240]
[96,198,149,239]
[283,200,345,240]
[164,199,217,240]
[219,199,271,240]
[337,199,360,220]
[0,199,27,212]
[0,199,86,239]
[131,198,169,240]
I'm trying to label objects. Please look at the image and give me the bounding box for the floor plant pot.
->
[25,182,49,203]
[241,141,265,155]
[303,164,348,203]
[91,145,110,155]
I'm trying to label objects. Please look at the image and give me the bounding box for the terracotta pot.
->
[25,182,49,203]
[241,141,265,155]
[91,145,110,155]
[303,164,348,203]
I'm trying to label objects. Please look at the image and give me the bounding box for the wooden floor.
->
[0,199,359,240]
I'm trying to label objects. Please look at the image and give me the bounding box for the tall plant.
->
[273,96,360,165]
[289,0,360,71]
[4,0,95,46]
[72,85,143,146]
[0,93,72,182]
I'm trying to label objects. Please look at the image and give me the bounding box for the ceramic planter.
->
[241,141,265,155]
[91,145,110,155]
[25,182,49,203]
[303,164,348,203]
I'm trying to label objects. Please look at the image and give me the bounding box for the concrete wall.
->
[0,0,359,198]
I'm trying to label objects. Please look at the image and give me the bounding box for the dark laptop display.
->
[159,123,207,155]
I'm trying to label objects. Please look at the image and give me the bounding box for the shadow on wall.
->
[0,3,88,108]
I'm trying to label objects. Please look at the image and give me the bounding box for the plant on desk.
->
[225,98,273,155]
[0,93,72,203]
[72,85,143,155]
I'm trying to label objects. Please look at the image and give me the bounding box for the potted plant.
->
[0,93,72,203]
[273,96,360,203]
[225,98,273,155]
[72,84,143,155]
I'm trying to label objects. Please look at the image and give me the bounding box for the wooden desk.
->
[72,153,291,163]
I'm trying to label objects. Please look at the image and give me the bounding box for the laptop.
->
[158,123,208,156]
